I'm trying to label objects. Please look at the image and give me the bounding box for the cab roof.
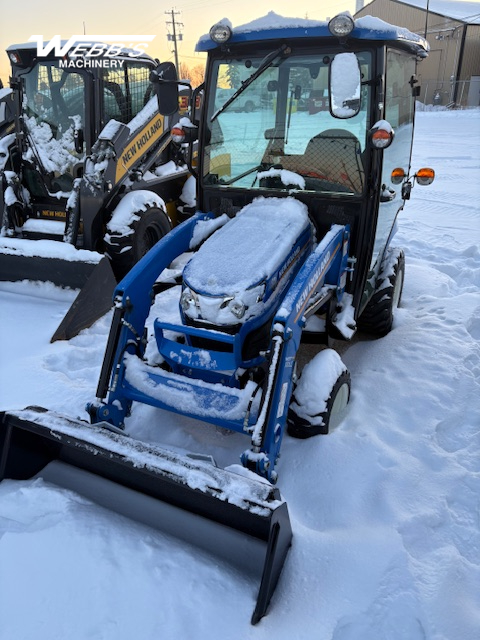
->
[196,12,430,57]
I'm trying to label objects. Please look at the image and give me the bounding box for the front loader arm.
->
[243,224,351,480]
[89,211,213,423]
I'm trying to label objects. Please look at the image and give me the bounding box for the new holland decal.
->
[115,113,164,183]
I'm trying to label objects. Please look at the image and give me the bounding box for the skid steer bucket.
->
[0,407,292,624]
[50,257,117,342]
[0,249,100,289]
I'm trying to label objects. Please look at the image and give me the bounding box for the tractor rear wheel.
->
[358,247,405,337]
[105,204,171,281]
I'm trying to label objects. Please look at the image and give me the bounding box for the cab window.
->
[102,62,153,126]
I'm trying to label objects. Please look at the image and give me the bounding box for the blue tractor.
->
[0,14,434,624]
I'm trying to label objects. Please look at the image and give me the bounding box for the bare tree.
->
[178,61,191,83]
[177,61,205,88]
[190,64,205,88]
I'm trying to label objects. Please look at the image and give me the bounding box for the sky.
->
[0,0,358,84]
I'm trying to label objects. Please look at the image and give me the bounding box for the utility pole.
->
[165,9,183,71]
[424,0,430,39]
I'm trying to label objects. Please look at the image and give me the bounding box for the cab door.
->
[100,60,155,128]
[370,49,416,269]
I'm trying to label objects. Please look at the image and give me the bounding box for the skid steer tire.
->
[105,205,171,281]
[287,350,351,438]
[358,247,405,337]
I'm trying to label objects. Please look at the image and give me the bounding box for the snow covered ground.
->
[0,108,479,639]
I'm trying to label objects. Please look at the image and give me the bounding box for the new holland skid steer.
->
[0,14,435,623]
[0,40,190,318]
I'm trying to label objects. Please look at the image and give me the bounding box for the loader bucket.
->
[0,250,100,289]
[0,407,292,624]
[50,257,117,342]
[0,250,117,342]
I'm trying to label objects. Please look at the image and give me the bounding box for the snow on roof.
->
[196,11,429,53]
[233,11,325,32]
[385,0,480,25]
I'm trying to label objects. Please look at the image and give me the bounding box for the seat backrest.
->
[304,129,364,193]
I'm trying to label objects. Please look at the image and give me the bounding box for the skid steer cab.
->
[0,14,435,625]
[0,41,192,288]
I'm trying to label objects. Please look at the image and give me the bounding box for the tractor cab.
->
[174,13,434,318]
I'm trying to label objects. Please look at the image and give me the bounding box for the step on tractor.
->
[0,14,435,624]
[0,40,192,335]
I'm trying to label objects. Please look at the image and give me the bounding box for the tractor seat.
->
[303,129,365,193]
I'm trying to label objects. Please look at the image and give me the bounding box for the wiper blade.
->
[218,164,262,185]
[211,44,289,122]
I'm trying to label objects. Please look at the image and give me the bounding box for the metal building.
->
[355,0,480,106]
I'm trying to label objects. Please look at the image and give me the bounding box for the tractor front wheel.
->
[105,201,171,282]
[287,348,351,438]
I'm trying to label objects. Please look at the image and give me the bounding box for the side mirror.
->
[150,62,179,116]
[329,52,361,119]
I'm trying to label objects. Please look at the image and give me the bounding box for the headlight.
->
[209,23,232,44]
[328,14,355,38]
[229,299,246,319]
[181,288,196,312]
[8,51,22,64]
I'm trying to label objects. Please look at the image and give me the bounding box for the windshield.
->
[23,62,85,176]
[203,51,371,196]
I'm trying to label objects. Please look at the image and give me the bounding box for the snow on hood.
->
[183,197,310,296]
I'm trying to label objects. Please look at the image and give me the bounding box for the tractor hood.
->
[181,197,313,325]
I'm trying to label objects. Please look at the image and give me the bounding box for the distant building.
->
[355,0,480,106]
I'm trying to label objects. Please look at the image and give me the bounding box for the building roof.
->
[366,0,480,25]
